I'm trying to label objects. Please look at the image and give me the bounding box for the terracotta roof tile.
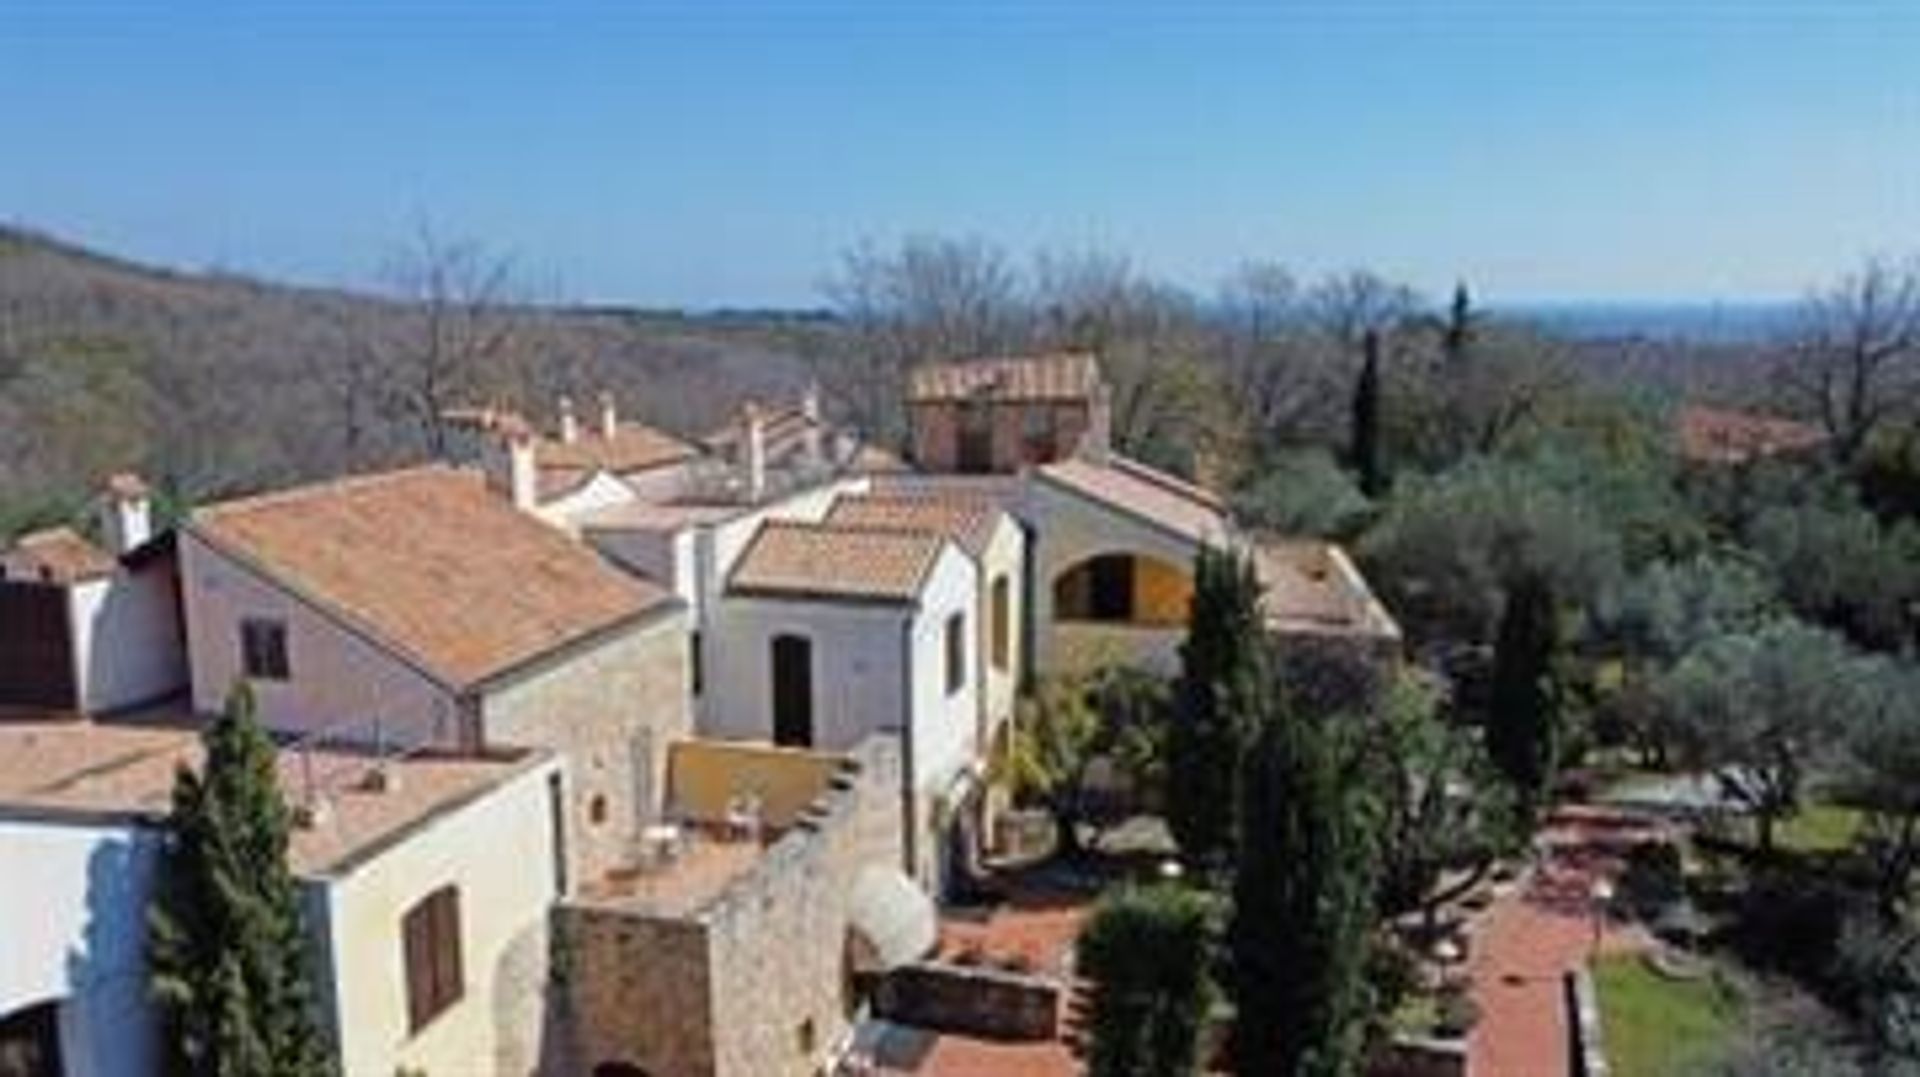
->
[729,521,947,604]
[1676,405,1828,465]
[2,527,116,584]
[825,493,1001,559]
[535,422,699,476]
[192,466,671,688]
[0,713,547,877]
[906,353,1102,403]
[1253,539,1400,641]
[1036,454,1229,546]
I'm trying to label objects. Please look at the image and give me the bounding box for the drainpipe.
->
[898,612,917,879]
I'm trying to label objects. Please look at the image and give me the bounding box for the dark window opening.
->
[689,631,704,697]
[772,634,814,748]
[990,575,1011,672]
[547,773,568,896]
[956,403,994,474]
[402,885,464,1034]
[1054,555,1137,622]
[0,1000,64,1077]
[240,617,290,681]
[945,612,966,695]
[1021,404,1058,462]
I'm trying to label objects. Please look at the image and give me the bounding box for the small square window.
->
[240,618,290,681]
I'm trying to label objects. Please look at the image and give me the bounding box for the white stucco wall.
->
[310,757,562,1077]
[907,546,981,802]
[67,564,185,715]
[974,514,1026,752]
[703,597,911,753]
[0,817,162,1077]
[178,530,458,744]
[539,471,641,529]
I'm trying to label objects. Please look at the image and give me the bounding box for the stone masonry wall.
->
[480,609,693,883]
[555,736,904,1077]
[557,906,716,1077]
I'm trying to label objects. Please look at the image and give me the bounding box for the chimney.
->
[800,384,824,465]
[506,424,538,511]
[598,390,619,439]
[742,401,767,502]
[1082,379,1113,464]
[100,472,152,555]
[557,396,579,444]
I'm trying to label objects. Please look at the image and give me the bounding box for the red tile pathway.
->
[1467,806,1663,1077]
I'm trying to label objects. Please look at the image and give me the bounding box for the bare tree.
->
[362,221,525,457]
[1776,256,1920,465]
[1217,262,1344,446]
[819,235,1022,443]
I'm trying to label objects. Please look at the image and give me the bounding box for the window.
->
[945,612,966,695]
[240,617,290,681]
[1021,404,1058,462]
[547,774,568,896]
[402,886,464,1033]
[990,576,1011,672]
[689,631,704,697]
[956,402,994,474]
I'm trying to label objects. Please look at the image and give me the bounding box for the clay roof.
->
[191,466,672,689]
[534,422,699,477]
[1676,405,1828,465]
[906,353,1102,403]
[825,493,1001,559]
[729,521,948,604]
[2,527,116,584]
[0,713,547,877]
[1253,539,1400,641]
[1035,455,1229,547]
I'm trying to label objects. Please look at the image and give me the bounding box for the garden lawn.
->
[1593,955,1744,1077]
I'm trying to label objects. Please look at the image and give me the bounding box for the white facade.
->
[310,755,563,1077]
[703,543,977,888]
[0,818,163,1077]
[65,562,185,714]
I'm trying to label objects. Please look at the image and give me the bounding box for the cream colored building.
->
[0,714,563,1077]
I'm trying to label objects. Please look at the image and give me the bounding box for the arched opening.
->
[0,999,64,1077]
[592,1063,650,1077]
[1052,553,1191,627]
[770,634,814,748]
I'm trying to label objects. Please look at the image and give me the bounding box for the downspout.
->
[899,610,917,878]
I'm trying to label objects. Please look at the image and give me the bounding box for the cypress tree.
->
[1077,884,1220,1077]
[1442,281,1474,368]
[1169,546,1266,877]
[149,684,332,1077]
[1487,573,1561,821]
[1228,685,1378,1077]
[1351,329,1384,498]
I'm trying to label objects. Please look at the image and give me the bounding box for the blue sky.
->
[1,1,1914,307]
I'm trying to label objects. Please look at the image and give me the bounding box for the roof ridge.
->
[756,517,950,544]
[195,463,466,521]
[1106,453,1225,509]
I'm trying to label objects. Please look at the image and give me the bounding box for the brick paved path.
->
[1468,806,1662,1077]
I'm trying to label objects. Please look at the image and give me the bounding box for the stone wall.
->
[872,962,1060,1041]
[556,736,904,1077]
[557,906,715,1077]
[480,609,692,883]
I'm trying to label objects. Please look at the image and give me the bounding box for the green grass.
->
[1594,955,1745,1077]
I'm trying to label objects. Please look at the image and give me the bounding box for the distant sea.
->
[1498,301,1801,343]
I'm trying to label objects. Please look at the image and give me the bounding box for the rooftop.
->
[729,520,949,604]
[1675,404,1828,465]
[1,526,117,585]
[1253,539,1402,641]
[0,711,547,877]
[191,465,673,689]
[906,353,1102,404]
[825,492,1002,559]
[1035,454,1229,547]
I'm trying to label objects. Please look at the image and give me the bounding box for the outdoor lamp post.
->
[1589,877,1615,958]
